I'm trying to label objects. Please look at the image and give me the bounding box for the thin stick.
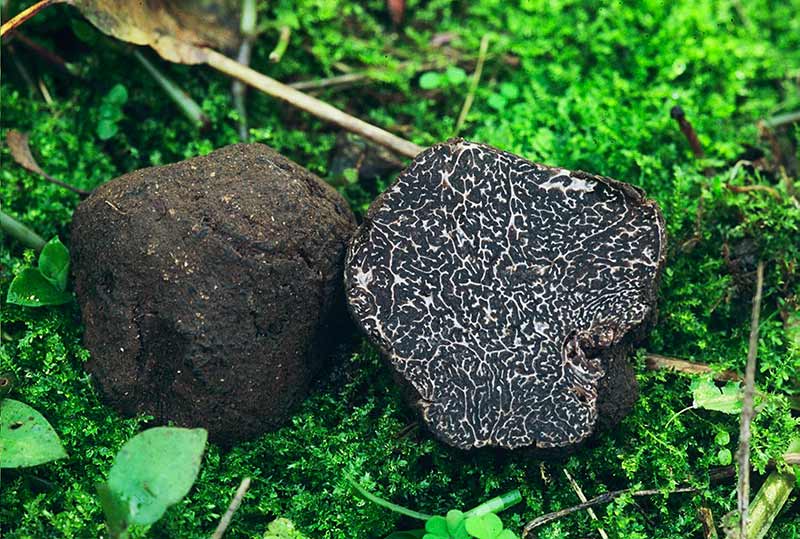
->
[563,469,608,539]
[763,110,800,129]
[8,44,38,97]
[670,106,705,159]
[132,49,208,128]
[698,507,719,539]
[0,210,46,251]
[0,0,62,38]
[210,477,251,539]
[522,487,697,536]
[736,260,765,539]
[644,353,740,382]
[454,34,490,136]
[725,183,781,200]
[269,26,291,63]
[290,72,375,91]
[203,48,425,158]
[11,33,73,76]
[232,0,257,141]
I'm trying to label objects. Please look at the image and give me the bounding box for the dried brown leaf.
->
[6,130,45,175]
[73,0,240,63]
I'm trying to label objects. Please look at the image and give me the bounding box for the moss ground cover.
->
[1,0,799,537]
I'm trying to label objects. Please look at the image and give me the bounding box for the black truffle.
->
[72,144,355,445]
[345,139,665,450]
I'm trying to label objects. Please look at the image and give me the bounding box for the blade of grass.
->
[454,34,490,136]
[0,210,46,251]
[346,477,433,521]
[132,49,208,128]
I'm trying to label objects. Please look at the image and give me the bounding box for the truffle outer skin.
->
[345,139,666,451]
[71,143,355,445]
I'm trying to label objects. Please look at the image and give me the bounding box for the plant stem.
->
[346,477,433,521]
[522,487,697,537]
[464,489,521,518]
[232,0,257,141]
[736,261,764,539]
[645,353,741,382]
[0,0,62,38]
[563,469,608,539]
[454,34,490,136]
[763,110,800,129]
[744,438,800,539]
[202,48,425,158]
[211,477,251,539]
[132,49,208,128]
[269,26,291,63]
[0,210,46,251]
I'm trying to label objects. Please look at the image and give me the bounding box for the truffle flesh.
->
[345,139,665,450]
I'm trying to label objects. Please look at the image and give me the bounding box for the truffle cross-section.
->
[346,139,666,450]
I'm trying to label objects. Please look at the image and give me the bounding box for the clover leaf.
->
[464,514,517,539]
[691,378,742,414]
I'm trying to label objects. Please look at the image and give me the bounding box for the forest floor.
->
[1,1,799,538]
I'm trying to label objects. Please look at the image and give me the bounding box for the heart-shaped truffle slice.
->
[346,139,665,450]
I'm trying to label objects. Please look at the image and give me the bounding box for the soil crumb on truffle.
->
[345,139,665,451]
[72,143,355,445]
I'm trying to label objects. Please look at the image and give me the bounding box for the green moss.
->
[2,0,799,537]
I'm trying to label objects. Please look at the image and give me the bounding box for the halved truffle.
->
[345,139,666,450]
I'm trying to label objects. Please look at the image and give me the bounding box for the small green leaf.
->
[447,509,469,539]
[38,237,70,291]
[106,427,207,526]
[486,94,507,111]
[342,167,359,185]
[715,430,731,446]
[419,72,442,90]
[498,83,519,100]
[6,268,73,307]
[97,482,131,538]
[264,518,308,539]
[0,398,67,468]
[692,379,742,414]
[717,448,733,466]
[99,106,124,122]
[106,84,129,106]
[445,66,467,85]
[465,514,504,539]
[497,531,517,539]
[425,515,449,537]
[97,119,119,140]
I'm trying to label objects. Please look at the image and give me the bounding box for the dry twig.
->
[698,507,719,539]
[563,469,608,539]
[645,353,740,382]
[522,486,697,537]
[211,477,252,539]
[735,261,765,539]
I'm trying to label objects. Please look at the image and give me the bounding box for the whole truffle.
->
[346,139,665,451]
[72,144,355,444]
